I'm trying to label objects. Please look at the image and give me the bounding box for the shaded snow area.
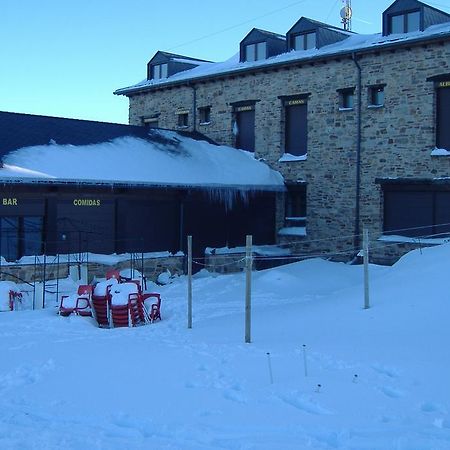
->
[1,244,450,448]
[0,131,284,190]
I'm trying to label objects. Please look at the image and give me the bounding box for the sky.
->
[1,0,449,124]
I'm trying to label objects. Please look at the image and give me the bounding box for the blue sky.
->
[2,0,449,124]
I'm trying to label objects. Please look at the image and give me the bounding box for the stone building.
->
[115,0,450,263]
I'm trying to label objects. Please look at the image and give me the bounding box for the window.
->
[244,42,266,62]
[436,81,450,150]
[285,185,306,227]
[294,32,316,51]
[177,113,188,127]
[389,11,420,34]
[152,63,168,80]
[233,104,255,152]
[199,106,211,125]
[339,89,355,109]
[142,116,159,129]
[0,216,43,262]
[369,85,385,107]
[284,98,308,156]
[384,190,450,238]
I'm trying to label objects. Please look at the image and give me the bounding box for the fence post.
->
[363,228,370,309]
[245,235,252,344]
[187,235,193,329]
[42,251,47,309]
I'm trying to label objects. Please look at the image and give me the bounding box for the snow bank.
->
[1,243,450,448]
[0,281,18,311]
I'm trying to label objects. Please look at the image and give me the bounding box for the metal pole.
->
[56,253,60,307]
[187,235,193,329]
[266,352,273,384]
[363,227,370,309]
[302,344,308,377]
[42,247,47,309]
[245,235,252,344]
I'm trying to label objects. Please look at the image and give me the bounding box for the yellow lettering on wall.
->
[287,99,306,106]
[235,105,254,112]
[2,198,18,206]
[438,81,450,88]
[73,199,101,206]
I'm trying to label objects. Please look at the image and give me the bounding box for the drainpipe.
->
[352,52,362,253]
[189,83,197,132]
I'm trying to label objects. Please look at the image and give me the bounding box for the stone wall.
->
[0,255,185,284]
[127,39,450,263]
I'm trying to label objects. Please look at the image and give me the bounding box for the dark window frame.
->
[388,9,421,34]
[282,97,308,157]
[284,184,307,227]
[383,188,450,238]
[177,112,189,128]
[198,106,211,125]
[232,103,256,152]
[338,88,355,110]
[436,81,450,150]
[152,63,168,80]
[0,216,44,262]
[368,84,386,107]
[244,41,267,62]
[293,32,317,51]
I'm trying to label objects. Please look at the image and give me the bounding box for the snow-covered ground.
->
[0,244,449,449]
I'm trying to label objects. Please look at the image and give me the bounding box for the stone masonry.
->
[127,39,450,264]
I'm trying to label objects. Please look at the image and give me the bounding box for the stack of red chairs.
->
[68,268,163,328]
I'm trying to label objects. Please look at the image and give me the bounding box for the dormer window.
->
[294,32,316,51]
[153,63,168,80]
[239,28,285,63]
[382,0,450,36]
[389,10,420,34]
[244,42,266,62]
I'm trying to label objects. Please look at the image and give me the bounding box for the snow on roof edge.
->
[115,24,450,96]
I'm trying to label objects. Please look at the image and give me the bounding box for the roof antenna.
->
[340,0,352,31]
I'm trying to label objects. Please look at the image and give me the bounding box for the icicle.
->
[232,121,239,137]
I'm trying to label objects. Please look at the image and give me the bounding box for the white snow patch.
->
[431,147,450,156]
[278,153,307,162]
[278,226,307,236]
[1,132,284,190]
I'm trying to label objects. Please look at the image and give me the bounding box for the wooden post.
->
[245,235,252,343]
[363,228,370,309]
[187,235,193,329]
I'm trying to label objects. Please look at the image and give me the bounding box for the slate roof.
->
[0,111,215,157]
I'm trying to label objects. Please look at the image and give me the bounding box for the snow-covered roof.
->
[0,130,284,191]
[115,22,450,96]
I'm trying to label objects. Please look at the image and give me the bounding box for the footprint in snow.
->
[371,363,400,378]
[279,393,333,415]
[379,385,405,398]
[0,359,55,391]
[421,401,446,414]
[433,417,450,429]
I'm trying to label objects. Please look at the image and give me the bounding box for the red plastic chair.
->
[75,285,93,316]
[8,290,23,311]
[59,285,93,317]
[92,285,112,327]
[142,293,162,323]
[106,269,121,281]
